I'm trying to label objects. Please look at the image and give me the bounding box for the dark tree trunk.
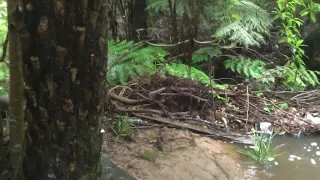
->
[18,0,108,179]
[129,0,147,42]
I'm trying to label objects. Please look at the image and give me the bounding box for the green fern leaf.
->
[107,40,168,85]
[236,60,244,74]
[243,63,250,78]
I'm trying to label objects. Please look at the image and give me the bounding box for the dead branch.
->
[111,100,164,115]
[109,92,148,105]
[135,114,252,145]
[148,87,167,97]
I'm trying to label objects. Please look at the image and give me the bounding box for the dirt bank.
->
[101,127,253,180]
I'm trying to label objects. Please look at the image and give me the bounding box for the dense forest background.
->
[1,0,320,93]
[1,0,320,179]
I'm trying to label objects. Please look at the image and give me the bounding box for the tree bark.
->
[7,0,26,179]
[14,0,108,179]
[129,0,147,42]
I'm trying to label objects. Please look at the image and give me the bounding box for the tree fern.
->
[225,56,320,90]
[147,0,271,47]
[107,40,168,85]
[160,63,228,89]
[192,46,222,65]
[212,0,272,47]
[224,57,267,80]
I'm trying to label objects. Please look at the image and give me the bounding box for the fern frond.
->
[192,46,222,64]
[161,63,228,89]
[213,0,272,47]
[107,40,168,85]
[147,0,271,47]
[224,56,266,79]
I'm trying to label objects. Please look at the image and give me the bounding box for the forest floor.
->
[101,73,320,179]
[101,126,257,180]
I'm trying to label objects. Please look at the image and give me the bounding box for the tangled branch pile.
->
[106,73,320,141]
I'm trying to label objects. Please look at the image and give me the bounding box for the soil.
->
[101,126,253,180]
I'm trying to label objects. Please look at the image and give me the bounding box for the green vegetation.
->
[138,150,157,162]
[147,0,272,47]
[238,129,283,164]
[114,116,133,137]
[107,40,168,86]
[3,0,320,178]
[0,0,8,96]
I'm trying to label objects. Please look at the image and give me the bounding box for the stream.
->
[231,135,320,180]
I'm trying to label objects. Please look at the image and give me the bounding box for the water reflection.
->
[239,135,320,180]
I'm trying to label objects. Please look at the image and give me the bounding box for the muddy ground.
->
[101,124,257,180]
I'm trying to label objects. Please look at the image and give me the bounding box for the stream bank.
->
[100,126,256,180]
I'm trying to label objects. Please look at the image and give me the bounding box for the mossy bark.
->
[17,0,108,179]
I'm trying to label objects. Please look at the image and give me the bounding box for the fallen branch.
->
[135,114,252,145]
[111,101,188,117]
[148,87,167,97]
[111,101,164,115]
[109,92,148,105]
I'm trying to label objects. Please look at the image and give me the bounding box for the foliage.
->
[0,1,7,54]
[107,40,168,85]
[273,0,320,90]
[272,65,320,90]
[224,57,320,90]
[0,63,9,96]
[146,0,272,47]
[192,46,222,65]
[0,1,8,95]
[114,116,132,136]
[212,0,272,47]
[107,40,227,89]
[238,129,282,164]
[224,57,268,80]
[161,63,228,89]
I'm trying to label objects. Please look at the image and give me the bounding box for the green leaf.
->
[310,12,316,22]
[279,103,289,109]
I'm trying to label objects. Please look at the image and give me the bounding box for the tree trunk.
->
[16,0,108,179]
[7,0,26,179]
[129,0,147,42]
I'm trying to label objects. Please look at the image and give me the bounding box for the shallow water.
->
[234,135,320,180]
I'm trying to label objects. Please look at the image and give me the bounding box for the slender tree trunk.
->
[7,0,26,179]
[130,0,147,42]
[11,0,109,179]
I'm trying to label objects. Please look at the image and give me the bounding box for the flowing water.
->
[230,135,320,180]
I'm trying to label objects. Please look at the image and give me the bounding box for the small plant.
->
[138,150,157,162]
[238,128,283,164]
[114,116,132,136]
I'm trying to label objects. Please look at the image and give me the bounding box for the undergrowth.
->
[224,56,320,90]
[114,116,132,137]
[107,39,320,91]
[107,40,168,86]
[107,40,227,89]
[147,0,272,47]
[238,128,283,165]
